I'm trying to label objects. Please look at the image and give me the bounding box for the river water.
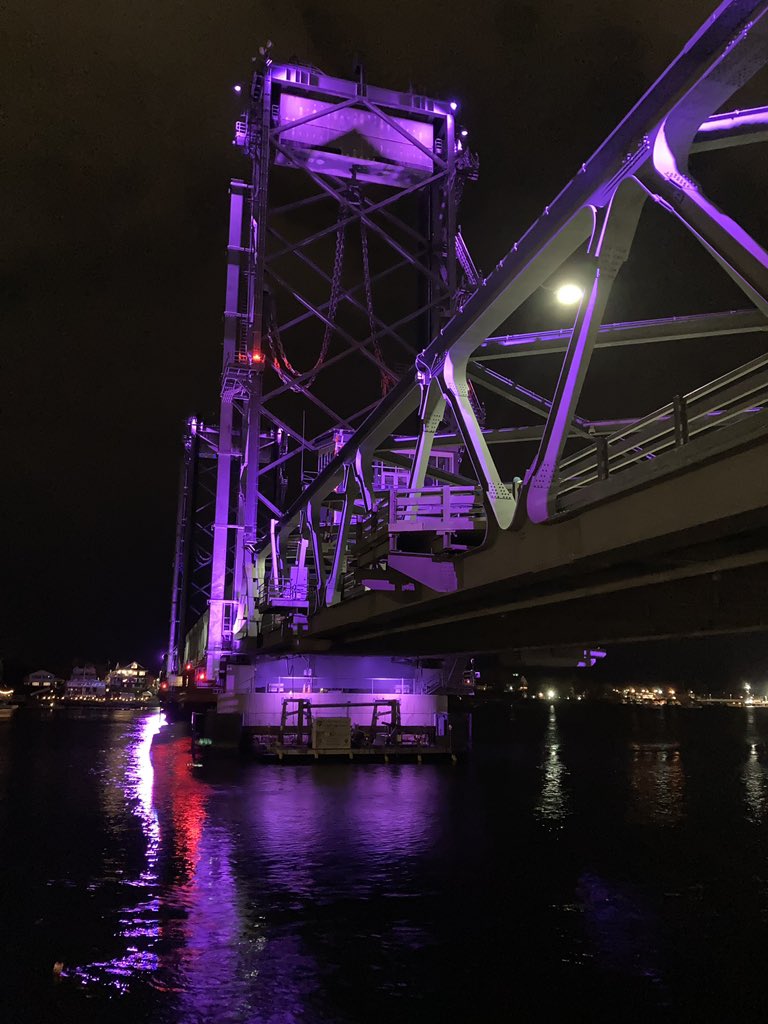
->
[1,702,768,1022]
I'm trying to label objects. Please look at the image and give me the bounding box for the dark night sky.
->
[2,0,767,683]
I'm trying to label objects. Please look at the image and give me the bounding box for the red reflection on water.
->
[150,731,206,876]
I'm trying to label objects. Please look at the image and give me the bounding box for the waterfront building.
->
[106,661,151,695]
[24,669,60,691]
[66,665,106,697]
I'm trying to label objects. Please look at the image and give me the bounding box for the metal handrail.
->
[389,485,484,522]
[558,354,768,495]
[258,577,309,603]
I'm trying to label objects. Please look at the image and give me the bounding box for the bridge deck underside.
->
[254,422,768,655]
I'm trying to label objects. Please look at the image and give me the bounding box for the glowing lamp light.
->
[251,351,264,363]
[233,84,242,93]
[449,101,458,111]
[554,282,584,306]
[460,129,468,138]
[547,688,557,701]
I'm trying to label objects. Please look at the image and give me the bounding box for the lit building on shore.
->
[66,665,106,697]
[106,662,152,695]
[24,669,61,692]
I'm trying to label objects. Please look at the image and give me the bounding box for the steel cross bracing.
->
[235,1,768,646]
[167,418,225,675]
[187,58,481,679]
[168,1,768,676]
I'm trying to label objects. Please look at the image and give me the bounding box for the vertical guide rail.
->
[242,70,273,552]
[207,183,249,681]
[166,417,198,676]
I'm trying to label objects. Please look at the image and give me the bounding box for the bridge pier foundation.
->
[216,653,448,730]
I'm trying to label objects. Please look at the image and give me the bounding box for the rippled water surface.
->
[2,703,768,1022]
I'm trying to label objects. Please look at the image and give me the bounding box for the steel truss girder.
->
[692,105,768,151]
[383,420,639,450]
[269,137,446,289]
[265,0,768,567]
[477,308,768,359]
[266,166,448,264]
[183,1,768,664]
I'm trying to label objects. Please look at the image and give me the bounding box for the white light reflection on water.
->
[535,705,570,826]
[74,718,267,1013]
[127,711,164,886]
[742,709,767,823]
[73,711,166,993]
[627,741,684,826]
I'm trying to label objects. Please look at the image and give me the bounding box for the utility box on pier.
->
[312,717,351,751]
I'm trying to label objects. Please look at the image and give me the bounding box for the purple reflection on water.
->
[577,873,663,983]
[67,736,448,1018]
[244,766,443,896]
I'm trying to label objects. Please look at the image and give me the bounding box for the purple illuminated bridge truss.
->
[168,3,768,681]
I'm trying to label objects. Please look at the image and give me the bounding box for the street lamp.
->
[554,282,584,306]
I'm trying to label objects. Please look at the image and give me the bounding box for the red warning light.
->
[185,663,192,670]
[197,671,206,682]
[251,351,264,363]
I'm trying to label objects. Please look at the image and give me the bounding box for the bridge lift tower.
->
[166,51,479,688]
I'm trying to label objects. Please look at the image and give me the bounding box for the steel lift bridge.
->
[168,2,768,728]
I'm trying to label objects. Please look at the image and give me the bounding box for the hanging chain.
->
[268,210,346,392]
[359,211,395,396]
[267,183,394,396]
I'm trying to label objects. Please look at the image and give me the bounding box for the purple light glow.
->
[460,128,468,138]
[577,873,662,979]
[233,84,242,93]
[450,101,458,111]
[276,93,434,183]
[577,649,608,668]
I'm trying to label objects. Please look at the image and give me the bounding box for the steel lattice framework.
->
[167,57,478,677]
[168,0,768,681]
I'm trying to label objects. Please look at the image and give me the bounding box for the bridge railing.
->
[355,486,485,551]
[557,352,768,500]
[387,485,485,533]
[257,576,310,611]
